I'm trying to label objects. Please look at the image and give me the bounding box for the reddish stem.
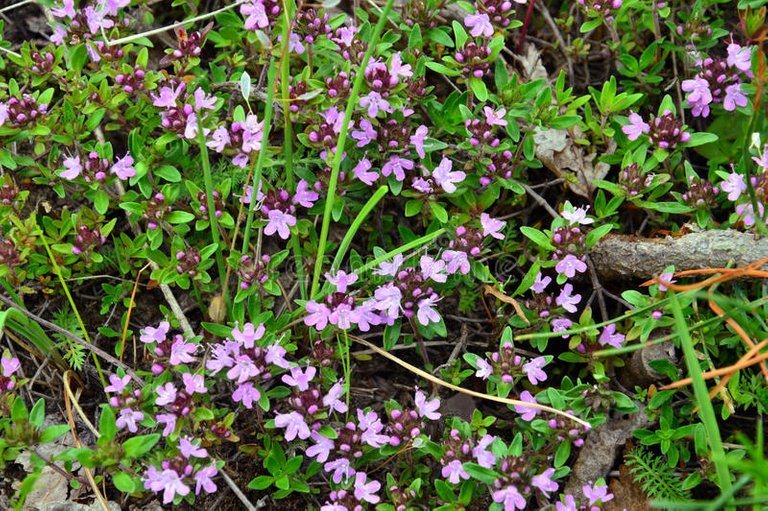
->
[518,0,536,54]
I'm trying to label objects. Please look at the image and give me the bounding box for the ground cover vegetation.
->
[0,0,768,509]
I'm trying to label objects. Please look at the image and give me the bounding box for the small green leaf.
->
[469,77,488,101]
[520,226,555,251]
[122,433,160,458]
[112,472,136,493]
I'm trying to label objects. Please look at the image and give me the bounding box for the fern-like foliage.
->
[624,447,692,502]
[51,308,86,371]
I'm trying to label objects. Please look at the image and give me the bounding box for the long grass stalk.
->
[310,0,396,298]
[669,291,732,496]
[196,117,231,315]
[280,0,307,301]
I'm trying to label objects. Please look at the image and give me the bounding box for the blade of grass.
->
[330,185,388,274]
[196,115,231,317]
[279,0,307,302]
[37,224,106,387]
[310,0,397,298]
[669,291,732,496]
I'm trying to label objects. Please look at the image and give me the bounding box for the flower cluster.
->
[555,481,614,511]
[151,82,217,140]
[682,40,752,118]
[473,342,550,386]
[104,372,144,432]
[143,436,218,504]
[719,145,768,227]
[250,180,318,240]
[207,113,264,167]
[622,109,690,150]
[59,151,136,182]
[206,322,290,409]
[0,94,48,129]
[49,0,129,61]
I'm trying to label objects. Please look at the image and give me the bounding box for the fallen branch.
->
[589,229,768,281]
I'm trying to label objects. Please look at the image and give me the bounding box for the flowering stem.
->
[668,291,732,495]
[196,116,231,317]
[281,0,307,301]
[309,0,397,298]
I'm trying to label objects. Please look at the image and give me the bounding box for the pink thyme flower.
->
[561,203,594,225]
[410,125,428,159]
[583,481,614,506]
[381,155,414,182]
[155,383,177,406]
[264,209,297,239]
[555,254,587,278]
[323,381,349,413]
[231,322,266,349]
[442,459,470,484]
[144,466,190,504]
[416,295,441,326]
[282,365,316,391]
[325,270,358,293]
[724,83,748,111]
[556,283,582,313]
[305,301,331,330]
[353,473,381,504]
[658,271,676,291]
[442,250,470,275]
[531,468,558,498]
[522,356,548,385]
[432,157,466,193]
[598,324,625,349]
[194,465,218,495]
[179,436,208,459]
[373,284,402,319]
[140,321,170,344]
[531,272,552,293]
[169,337,196,366]
[420,255,448,283]
[307,431,334,462]
[275,410,311,440]
[111,153,136,180]
[351,118,377,147]
[483,106,508,127]
[727,42,752,72]
[472,434,497,467]
[60,156,83,180]
[514,390,540,421]
[415,389,441,420]
[294,180,319,207]
[232,382,260,409]
[353,157,378,185]
[480,212,506,239]
[464,13,494,37]
[622,111,650,141]
[492,485,526,510]
[182,373,207,394]
[151,84,183,108]
[359,91,393,117]
[116,408,144,433]
[104,374,131,393]
[390,52,413,79]
[51,0,76,18]
[475,358,493,380]
[719,171,746,201]
[682,77,713,118]
[241,0,269,30]
[374,254,403,277]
